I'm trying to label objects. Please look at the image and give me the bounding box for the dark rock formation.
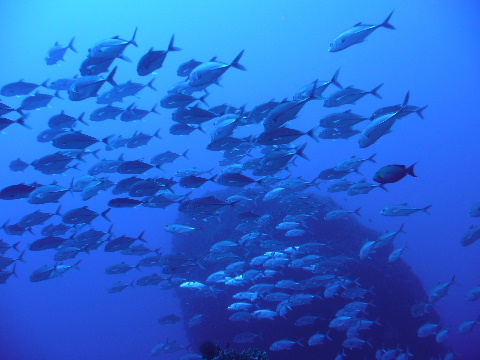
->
[172,190,447,359]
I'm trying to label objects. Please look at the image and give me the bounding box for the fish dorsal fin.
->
[209,56,217,62]
[345,109,352,113]
[401,202,409,205]
[112,35,120,39]
[354,22,362,26]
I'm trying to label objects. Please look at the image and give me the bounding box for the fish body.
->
[324,208,360,220]
[381,204,432,216]
[88,28,138,60]
[461,225,480,246]
[269,339,302,351]
[324,84,382,108]
[374,164,417,184]
[137,35,181,76]
[1,80,43,97]
[20,91,60,111]
[328,11,395,52]
[68,67,117,101]
[45,37,77,65]
[320,109,368,128]
[62,207,111,225]
[188,50,245,87]
[90,105,124,122]
[428,275,456,303]
[107,281,133,293]
[417,322,440,338]
[105,262,139,274]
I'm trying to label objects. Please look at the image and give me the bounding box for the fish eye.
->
[329,43,333,48]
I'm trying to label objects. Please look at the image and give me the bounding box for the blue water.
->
[1,1,479,359]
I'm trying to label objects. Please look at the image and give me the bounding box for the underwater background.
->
[0,0,479,359]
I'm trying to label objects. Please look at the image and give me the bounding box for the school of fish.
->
[0,10,478,360]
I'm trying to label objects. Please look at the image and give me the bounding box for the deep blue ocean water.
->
[0,1,479,359]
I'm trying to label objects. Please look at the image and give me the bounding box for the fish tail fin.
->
[138,230,146,242]
[101,134,115,145]
[380,10,395,30]
[199,94,209,107]
[378,183,389,192]
[15,117,32,130]
[398,223,407,234]
[77,112,88,126]
[402,91,410,108]
[228,200,241,208]
[106,67,118,87]
[68,37,78,53]
[101,208,112,222]
[73,259,82,270]
[450,274,457,285]
[367,153,377,163]
[11,263,18,278]
[196,124,206,134]
[416,105,428,119]
[41,79,50,88]
[370,83,383,99]
[331,68,343,89]
[153,128,161,140]
[353,207,362,216]
[308,79,319,100]
[422,205,432,214]
[147,78,157,91]
[306,126,319,142]
[151,104,160,114]
[130,27,138,47]
[54,90,64,100]
[168,34,182,51]
[182,149,189,159]
[55,204,63,217]
[129,280,135,287]
[230,50,246,71]
[195,258,205,270]
[12,241,21,252]
[90,149,101,159]
[406,162,417,177]
[17,250,26,263]
[296,143,309,160]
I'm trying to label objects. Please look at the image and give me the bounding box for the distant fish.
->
[68,67,117,101]
[158,313,182,325]
[19,91,62,111]
[88,28,138,61]
[177,59,202,77]
[137,35,181,76]
[328,11,395,52]
[269,339,303,351]
[469,201,480,217]
[1,79,46,97]
[324,84,383,108]
[45,37,77,65]
[187,50,246,87]
[381,203,432,216]
[373,163,417,184]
